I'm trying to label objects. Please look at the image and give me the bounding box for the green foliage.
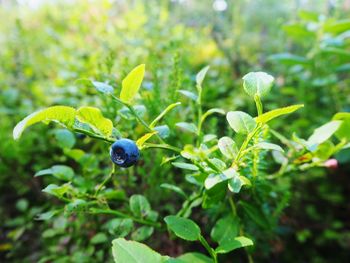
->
[1,2,350,263]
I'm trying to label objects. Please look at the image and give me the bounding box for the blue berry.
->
[110,139,140,168]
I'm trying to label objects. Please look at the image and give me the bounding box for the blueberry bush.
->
[1,1,350,263]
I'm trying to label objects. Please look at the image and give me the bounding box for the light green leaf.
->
[324,19,350,34]
[35,210,61,221]
[129,195,151,218]
[112,238,169,263]
[154,125,170,139]
[211,215,239,246]
[227,176,243,193]
[333,112,350,140]
[76,106,113,137]
[172,162,199,171]
[164,216,201,241]
[176,122,198,134]
[42,184,71,198]
[242,72,274,98]
[136,131,158,148]
[54,129,76,149]
[120,64,145,104]
[150,102,181,128]
[256,104,304,123]
[226,111,256,134]
[215,236,254,254]
[268,53,309,66]
[91,233,108,244]
[307,121,342,147]
[92,81,114,94]
[205,168,238,190]
[106,218,134,237]
[177,90,198,101]
[256,142,284,152]
[35,165,74,181]
[13,106,76,140]
[218,137,238,158]
[160,183,188,199]
[196,66,210,89]
[131,226,154,241]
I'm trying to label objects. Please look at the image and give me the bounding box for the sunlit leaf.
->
[13,106,76,140]
[256,104,304,123]
[76,106,113,136]
[112,238,169,263]
[226,111,256,134]
[120,64,145,104]
[242,72,274,98]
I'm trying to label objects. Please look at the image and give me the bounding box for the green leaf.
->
[164,216,201,241]
[256,104,304,123]
[42,184,70,198]
[35,165,74,181]
[196,66,210,89]
[65,199,88,213]
[226,111,256,134]
[227,176,243,193]
[120,64,145,104]
[92,81,114,94]
[268,53,309,66]
[131,226,154,241]
[13,106,76,140]
[177,90,198,101]
[91,233,108,244]
[176,122,198,134]
[228,176,251,193]
[324,19,350,34]
[154,125,170,139]
[54,129,76,149]
[129,195,151,218]
[333,112,350,140]
[211,215,239,246]
[218,137,238,158]
[112,238,169,263]
[160,184,188,199]
[35,210,61,221]
[168,253,212,263]
[106,218,133,237]
[172,162,199,171]
[307,121,342,147]
[204,168,238,190]
[215,236,254,254]
[76,106,113,137]
[256,142,284,152]
[242,72,274,98]
[136,131,158,148]
[150,102,181,128]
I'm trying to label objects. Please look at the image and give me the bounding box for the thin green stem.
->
[73,128,114,143]
[110,94,165,143]
[199,235,218,263]
[254,95,263,116]
[231,125,261,167]
[95,164,115,197]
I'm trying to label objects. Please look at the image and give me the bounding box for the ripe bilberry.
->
[110,139,140,168]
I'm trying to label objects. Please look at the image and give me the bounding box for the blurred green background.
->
[1,0,350,262]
